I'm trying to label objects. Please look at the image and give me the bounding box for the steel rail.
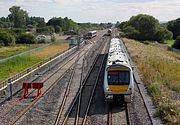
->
[120,36,154,125]
[61,47,104,125]
[61,38,106,125]
[125,102,131,125]
[0,47,87,121]
[74,58,85,125]
[82,54,106,125]
[7,47,90,125]
[107,104,112,125]
[54,52,81,125]
[61,53,100,125]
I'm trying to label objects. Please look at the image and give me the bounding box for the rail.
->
[121,38,162,125]
[54,53,81,125]
[61,37,106,125]
[0,46,78,92]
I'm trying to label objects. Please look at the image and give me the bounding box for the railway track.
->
[0,30,154,125]
[54,37,108,125]
[107,102,131,125]
[115,29,153,125]
[54,53,82,125]
[0,34,107,125]
[59,54,106,125]
[5,55,83,125]
[0,43,93,125]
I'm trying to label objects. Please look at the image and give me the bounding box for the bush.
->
[167,18,180,39]
[51,35,56,42]
[0,31,15,46]
[122,26,140,39]
[36,39,47,44]
[172,36,180,49]
[36,26,55,35]
[119,32,126,37]
[54,26,62,33]
[120,14,173,43]
[17,33,35,44]
[155,26,173,43]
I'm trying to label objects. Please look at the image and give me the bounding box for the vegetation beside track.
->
[123,38,180,125]
[0,42,69,82]
[0,44,44,59]
[164,40,175,47]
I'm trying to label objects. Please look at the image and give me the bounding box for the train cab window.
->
[108,71,130,85]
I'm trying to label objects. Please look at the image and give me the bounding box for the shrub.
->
[36,39,48,44]
[17,33,35,44]
[54,26,62,33]
[36,26,55,35]
[122,26,140,39]
[155,26,173,43]
[0,31,15,46]
[120,14,173,43]
[172,36,180,49]
[167,18,180,39]
[51,35,56,42]
[119,32,126,37]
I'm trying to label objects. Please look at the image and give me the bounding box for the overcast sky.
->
[0,0,180,23]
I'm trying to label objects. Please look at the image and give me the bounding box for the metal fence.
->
[0,46,77,91]
[0,43,52,63]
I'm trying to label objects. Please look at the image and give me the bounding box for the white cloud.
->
[0,0,180,23]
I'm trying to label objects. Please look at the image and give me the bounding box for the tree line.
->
[0,6,112,47]
[118,14,180,49]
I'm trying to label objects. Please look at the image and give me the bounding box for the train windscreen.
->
[107,71,130,85]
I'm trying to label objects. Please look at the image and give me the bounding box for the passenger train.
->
[85,30,97,39]
[107,29,112,36]
[103,38,134,102]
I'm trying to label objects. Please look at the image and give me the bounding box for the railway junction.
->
[0,29,162,125]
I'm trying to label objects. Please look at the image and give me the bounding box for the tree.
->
[128,14,158,40]
[17,33,35,44]
[172,36,180,49]
[155,26,173,43]
[36,26,55,35]
[27,16,46,28]
[122,26,140,39]
[167,18,180,39]
[119,14,173,42]
[54,26,62,33]
[118,21,128,29]
[47,17,79,32]
[8,6,28,28]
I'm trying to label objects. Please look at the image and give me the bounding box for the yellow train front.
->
[103,38,134,102]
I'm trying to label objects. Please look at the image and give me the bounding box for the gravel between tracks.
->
[15,70,72,125]
[129,83,152,125]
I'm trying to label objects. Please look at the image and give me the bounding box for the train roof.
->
[107,38,130,67]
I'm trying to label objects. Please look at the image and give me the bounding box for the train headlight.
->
[106,87,109,91]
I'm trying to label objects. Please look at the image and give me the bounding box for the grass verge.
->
[123,38,180,125]
[0,44,44,59]
[0,42,69,82]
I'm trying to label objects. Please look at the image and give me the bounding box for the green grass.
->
[123,38,180,125]
[164,40,175,46]
[0,55,41,82]
[0,44,44,59]
[0,42,69,83]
